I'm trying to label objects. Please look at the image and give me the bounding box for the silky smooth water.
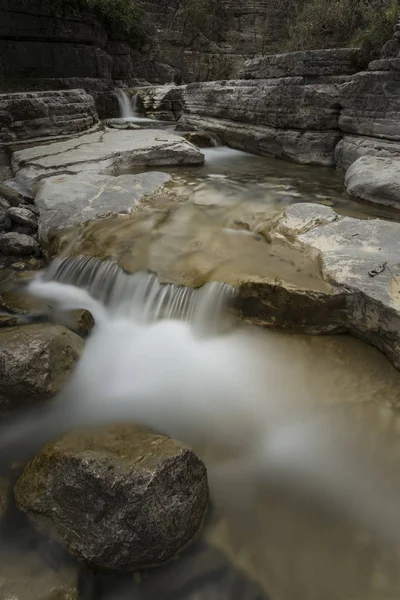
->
[3,262,400,600]
[3,128,400,599]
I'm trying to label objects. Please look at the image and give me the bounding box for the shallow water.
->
[4,121,400,599]
[126,145,400,222]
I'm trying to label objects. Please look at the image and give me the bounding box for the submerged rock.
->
[12,129,205,184]
[0,552,78,600]
[14,425,209,572]
[0,324,83,411]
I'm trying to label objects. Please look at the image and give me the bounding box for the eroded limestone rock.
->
[14,425,209,572]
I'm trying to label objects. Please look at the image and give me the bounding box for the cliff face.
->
[133,0,302,83]
[0,0,302,96]
[0,0,132,116]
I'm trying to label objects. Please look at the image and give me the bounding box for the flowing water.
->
[115,89,159,124]
[3,114,400,599]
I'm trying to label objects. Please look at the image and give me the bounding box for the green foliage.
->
[351,0,398,58]
[41,0,147,49]
[286,0,398,55]
[179,0,226,47]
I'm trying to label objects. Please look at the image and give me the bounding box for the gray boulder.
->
[345,156,400,208]
[0,232,40,256]
[14,425,209,572]
[0,324,83,411]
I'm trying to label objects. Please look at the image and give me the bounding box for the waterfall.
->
[115,88,136,119]
[3,256,400,557]
[132,92,139,116]
[42,256,235,330]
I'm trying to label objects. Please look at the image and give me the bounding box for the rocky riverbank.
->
[2,39,400,596]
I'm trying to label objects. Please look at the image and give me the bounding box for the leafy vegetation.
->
[42,0,147,49]
[286,0,398,58]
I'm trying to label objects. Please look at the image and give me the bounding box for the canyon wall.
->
[0,0,303,110]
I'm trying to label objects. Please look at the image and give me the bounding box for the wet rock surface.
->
[14,425,209,572]
[12,129,205,184]
[0,324,83,411]
[35,171,171,247]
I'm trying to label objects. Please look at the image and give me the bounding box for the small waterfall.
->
[42,256,235,330]
[132,92,139,116]
[115,88,136,119]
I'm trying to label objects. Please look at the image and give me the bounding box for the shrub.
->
[286,0,398,55]
[42,0,147,49]
[351,0,398,59]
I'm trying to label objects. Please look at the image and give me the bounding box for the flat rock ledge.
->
[236,203,400,369]
[12,129,205,185]
[35,171,172,247]
[14,425,209,572]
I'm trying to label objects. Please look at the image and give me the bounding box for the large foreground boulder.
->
[0,324,83,411]
[345,156,400,208]
[14,425,209,572]
[12,129,205,184]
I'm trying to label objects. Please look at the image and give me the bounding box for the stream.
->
[3,102,400,600]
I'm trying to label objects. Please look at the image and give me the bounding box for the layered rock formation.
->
[0,0,121,116]
[139,49,362,166]
[0,90,98,142]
